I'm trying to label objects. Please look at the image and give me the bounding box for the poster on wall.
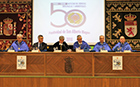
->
[112,56,123,70]
[17,55,27,70]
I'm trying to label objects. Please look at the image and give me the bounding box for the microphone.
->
[114,46,119,52]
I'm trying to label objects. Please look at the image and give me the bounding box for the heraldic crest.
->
[124,13,137,38]
[0,17,16,36]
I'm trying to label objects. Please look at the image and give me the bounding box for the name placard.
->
[54,50,62,52]
[31,50,39,52]
[100,50,108,52]
[7,50,15,52]
[124,50,131,52]
[76,49,84,52]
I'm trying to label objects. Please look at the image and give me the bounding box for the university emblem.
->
[0,18,16,36]
[124,13,137,37]
[17,56,27,70]
[112,56,123,70]
[64,57,73,73]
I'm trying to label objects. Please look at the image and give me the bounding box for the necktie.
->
[79,44,82,49]
[39,43,42,50]
[60,45,62,51]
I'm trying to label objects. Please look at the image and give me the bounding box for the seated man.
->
[53,36,70,52]
[73,35,91,51]
[112,36,132,52]
[32,35,47,52]
[10,34,29,52]
[93,35,111,52]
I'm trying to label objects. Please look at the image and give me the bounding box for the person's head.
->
[59,36,64,44]
[99,35,104,43]
[38,35,44,43]
[17,34,23,43]
[120,36,125,44]
[77,35,82,43]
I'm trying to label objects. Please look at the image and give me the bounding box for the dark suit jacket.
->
[33,42,47,52]
[53,41,69,51]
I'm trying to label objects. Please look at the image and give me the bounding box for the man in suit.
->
[53,36,71,52]
[32,35,47,52]
[112,36,132,52]
[10,34,29,52]
[73,35,91,51]
[93,35,111,52]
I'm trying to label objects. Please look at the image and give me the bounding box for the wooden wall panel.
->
[0,77,140,87]
[0,53,44,75]
[1,52,140,76]
[94,53,140,76]
[46,53,92,76]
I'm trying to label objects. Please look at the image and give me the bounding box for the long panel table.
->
[1,52,140,87]
[0,52,140,76]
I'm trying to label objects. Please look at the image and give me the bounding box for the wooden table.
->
[0,52,140,76]
[0,52,140,87]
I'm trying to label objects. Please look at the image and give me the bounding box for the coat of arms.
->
[17,56,27,70]
[0,18,16,36]
[124,13,137,37]
[64,57,73,73]
[112,56,123,70]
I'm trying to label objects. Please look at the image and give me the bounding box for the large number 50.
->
[51,3,86,27]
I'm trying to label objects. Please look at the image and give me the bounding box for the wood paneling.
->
[0,77,140,87]
[1,52,140,76]
[0,52,93,76]
[94,53,140,76]
[0,53,44,75]
[46,53,92,76]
